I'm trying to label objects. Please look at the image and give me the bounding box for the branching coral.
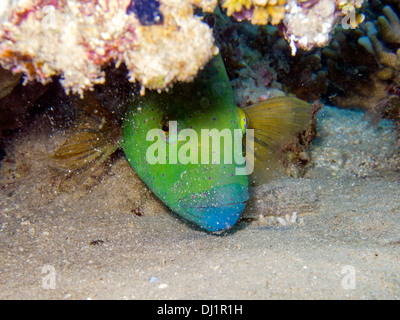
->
[376,4,400,43]
[0,0,219,96]
[322,3,400,142]
[356,6,400,81]
[322,27,380,107]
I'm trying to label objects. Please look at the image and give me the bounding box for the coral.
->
[224,26,287,107]
[209,18,326,106]
[322,3,400,143]
[356,8,400,82]
[323,28,387,111]
[284,0,365,55]
[284,0,336,54]
[376,4,400,44]
[236,24,327,103]
[0,0,219,95]
[279,51,328,102]
[203,7,247,79]
[221,0,287,25]
[221,0,366,54]
[0,0,369,97]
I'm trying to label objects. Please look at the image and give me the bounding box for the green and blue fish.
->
[50,53,312,232]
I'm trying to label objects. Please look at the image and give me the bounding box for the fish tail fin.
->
[47,92,121,176]
[242,96,313,185]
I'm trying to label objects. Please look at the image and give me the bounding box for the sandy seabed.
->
[0,105,399,299]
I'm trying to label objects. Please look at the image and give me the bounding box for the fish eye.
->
[161,118,169,133]
[160,114,180,145]
[162,123,169,133]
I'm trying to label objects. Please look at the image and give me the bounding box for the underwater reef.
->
[1,0,400,234]
[0,0,369,147]
[221,0,365,54]
[320,0,400,142]
[0,0,219,95]
[0,0,364,95]
[216,0,400,145]
[1,0,382,181]
[4,0,400,174]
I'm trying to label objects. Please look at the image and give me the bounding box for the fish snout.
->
[179,183,249,232]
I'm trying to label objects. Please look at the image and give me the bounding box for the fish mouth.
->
[178,184,249,232]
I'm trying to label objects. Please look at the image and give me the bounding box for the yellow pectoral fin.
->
[242,96,313,185]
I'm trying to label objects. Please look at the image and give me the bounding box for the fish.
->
[49,53,312,233]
